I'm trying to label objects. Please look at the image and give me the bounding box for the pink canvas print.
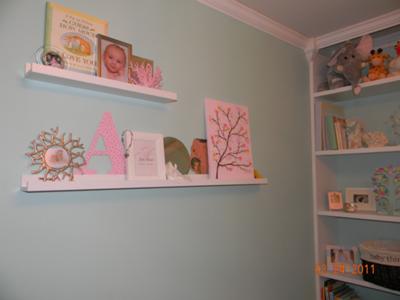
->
[205,98,254,179]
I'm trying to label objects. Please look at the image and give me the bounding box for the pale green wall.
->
[0,1,313,299]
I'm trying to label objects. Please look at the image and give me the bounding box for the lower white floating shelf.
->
[21,174,268,192]
[320,273,400,296]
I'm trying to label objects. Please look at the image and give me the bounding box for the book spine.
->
[326,115,337,150]
[334,116,343,150]
[340,118,348,149]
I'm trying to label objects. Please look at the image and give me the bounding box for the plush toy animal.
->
[363,48,390,81]
[327,35,372,95]
[388,41,400,77]
[346,120,364,149]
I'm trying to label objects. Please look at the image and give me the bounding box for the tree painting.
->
[205,98,254,179]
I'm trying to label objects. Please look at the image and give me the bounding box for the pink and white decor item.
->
[79,112,125,175]
[129,62,163,89]
[205,98,254,180]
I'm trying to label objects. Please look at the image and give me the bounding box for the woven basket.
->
[359,240,400,291]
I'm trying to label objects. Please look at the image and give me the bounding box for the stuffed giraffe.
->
[363,48,390,82]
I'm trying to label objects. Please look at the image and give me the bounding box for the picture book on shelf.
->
[316,102,355,151]
[44,2,109,74]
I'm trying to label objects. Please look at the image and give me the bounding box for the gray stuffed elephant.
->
[327,35,372,95]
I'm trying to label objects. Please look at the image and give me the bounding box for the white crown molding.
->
[315,9,400,49]
[197,0,309,49]
[197,1,400,55]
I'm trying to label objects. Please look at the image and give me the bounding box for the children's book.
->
[44,2,109,74]
[315,102,345,150]
[325,115,338,150]
[333,116,348,150]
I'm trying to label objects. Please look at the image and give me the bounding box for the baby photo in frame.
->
[345,188,376,212]
[123,131,166,180]
[97,34,132,82]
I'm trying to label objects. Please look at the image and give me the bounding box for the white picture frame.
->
[326,245,358,274]
[123,131,166,180]
[345,187,376,212]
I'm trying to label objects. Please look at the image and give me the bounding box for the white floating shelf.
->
[315,145,400,156]
[319,273,400,296]
[24,63,177,103]
[21,174,268,192]
[313,75,400,101]
[318,210,400,223]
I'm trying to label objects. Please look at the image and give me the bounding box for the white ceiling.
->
[236,0,400,37]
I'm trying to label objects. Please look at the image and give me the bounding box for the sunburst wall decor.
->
[26,127,86,181]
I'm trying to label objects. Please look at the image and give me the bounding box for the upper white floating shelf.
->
[21,174,268,192]
[313,75,400,101]
[24,63,177,103]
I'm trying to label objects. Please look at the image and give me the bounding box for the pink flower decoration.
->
[129,62,163,89]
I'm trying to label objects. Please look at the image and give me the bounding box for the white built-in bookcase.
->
[308,16,400,299]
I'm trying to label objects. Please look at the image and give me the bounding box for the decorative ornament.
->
[164,137,190,175]
[343,203,357,213]
[121,129,134,158]
[362,131,388,148]
[129,62,162,89]
[190,138,208,174]
[371,165,400,215]
[388,41,400,77]
[34,46,67,69]
[345,119,364,149]
[165,161,186,180]
[79,112,125,175]
[254,169,264,179]
[387,106,400,144]
[26,127,85,181]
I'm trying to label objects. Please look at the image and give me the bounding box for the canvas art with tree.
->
[205,98,254,179]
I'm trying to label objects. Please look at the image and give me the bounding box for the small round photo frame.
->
[41,50,66,69]
[34,47,67,69]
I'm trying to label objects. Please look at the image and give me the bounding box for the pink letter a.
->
[80,112,124,174]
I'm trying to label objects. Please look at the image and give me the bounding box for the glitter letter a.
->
[80,112,124,174]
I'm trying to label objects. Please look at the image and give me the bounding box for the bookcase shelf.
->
[24,63,177,103]
[319,273,400,296]
[315,145,400,156]
[318,210,400,223]
[21,174,268,192]
[313,75,400,102]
